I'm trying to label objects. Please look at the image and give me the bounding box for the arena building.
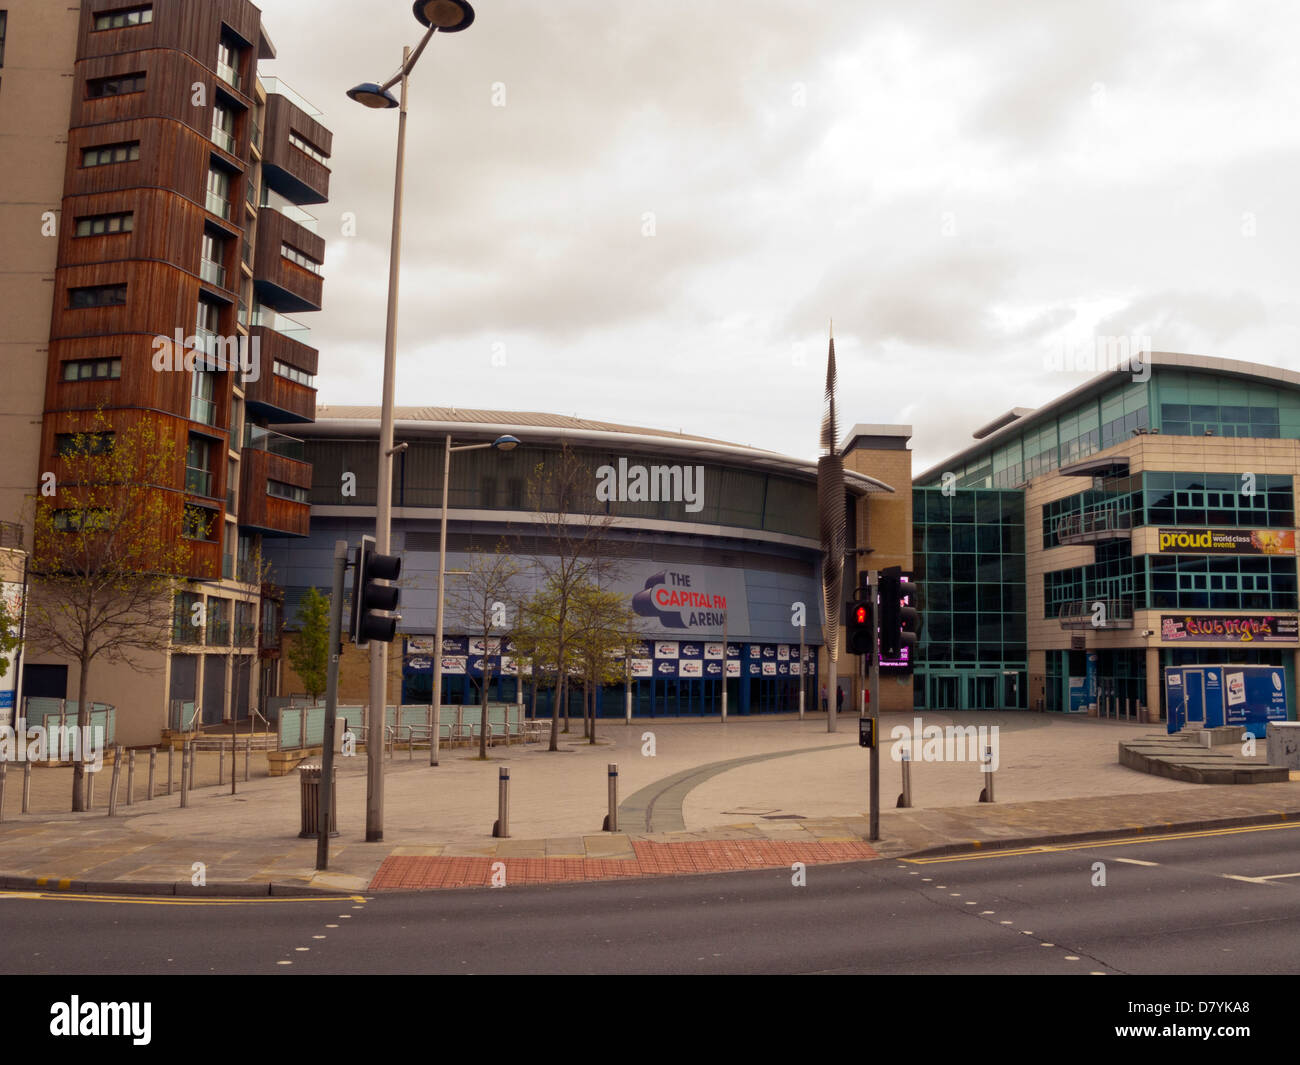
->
[265,407,917,718]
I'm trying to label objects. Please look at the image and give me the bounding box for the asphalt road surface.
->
[4,822,1300,975]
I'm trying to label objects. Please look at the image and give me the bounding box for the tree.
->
[568,581,640,745]
[0,594,21,683]
[512,444,625,752]
[286,586,330,702]
[448,546,523,759]
[24,411,202,811]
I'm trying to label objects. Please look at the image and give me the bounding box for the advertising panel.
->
[1157,528,1296,555]
[1160,615,1299,643]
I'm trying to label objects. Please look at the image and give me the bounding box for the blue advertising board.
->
[1166,664,1289,738]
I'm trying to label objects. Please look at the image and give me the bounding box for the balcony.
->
[205,191,231,220]
[189,395,217,426]
[1054,507,1132,546]
[260,87,332,205]
[211,126,236,154]
[200,258,227,288]
[239,444,310,537]
[244,423,305,460]
[185,466,214,497]
[217,61,242,92]
[254,208,324,313]
[244,327,318,423]
[1057,599,1134,630]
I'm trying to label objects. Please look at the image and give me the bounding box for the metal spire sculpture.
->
[817,322,846,733]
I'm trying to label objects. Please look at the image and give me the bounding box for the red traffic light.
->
[855,605,867,624]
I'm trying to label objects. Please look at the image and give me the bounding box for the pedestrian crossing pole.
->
[864,570,880,843]
[317,539,348,872]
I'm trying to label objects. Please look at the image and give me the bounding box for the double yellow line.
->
[903,819,1300,864]
[1,889,367,907]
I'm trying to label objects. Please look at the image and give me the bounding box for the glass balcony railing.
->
[260,77,322,118]
[190,395,217,425]
[205,192,231,219]
[217,60,242,91]
[249,307,311,344]
[251,120,263,150]
[211,127,236,153]
[200,258,227,287]
[237,298,248,327]
[244,424,305,462]
[185,467,214,496]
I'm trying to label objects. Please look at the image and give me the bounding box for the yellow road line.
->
[902,820,1300,864]
[0,891,368,906]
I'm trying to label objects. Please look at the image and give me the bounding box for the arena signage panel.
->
[1157,528,1295,555]
[1160,614,1299,643]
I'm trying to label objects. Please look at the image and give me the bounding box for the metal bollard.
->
[148,748,156,801]
[167,744,174,796]
[218,742,225,786]
[87,766,95,809]
[187,743,195,795]
[22,761,32,814]
[244,736,250,782]
[108,746,122,816]
[492,766,510,838]
[979,745,995,803]
[127,749,136,806]
[180,742,190,808]
[603,763,618,832]
[898,748,912,808]
[0,761,6,822]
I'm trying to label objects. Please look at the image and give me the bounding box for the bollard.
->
[127,749,136,807]
[492,766,510,838]
[180,742,190,808]
[167,744,175,796]
[108,745,122,816]
[87,766,95,809]
[897,748,912,808]
[979,744,995,803]
[0,761,6,823]
[218,742,225,786]
[22,761,32,814]
[603,763,618,831]
[148,748,156,801]
[244,736,250,782]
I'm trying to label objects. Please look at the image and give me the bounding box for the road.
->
[4,822,1300,975]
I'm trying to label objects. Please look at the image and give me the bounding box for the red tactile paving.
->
[368,839,878,891]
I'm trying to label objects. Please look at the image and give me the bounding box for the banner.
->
[1157,528,1296,555]
[1160,614,1299,643]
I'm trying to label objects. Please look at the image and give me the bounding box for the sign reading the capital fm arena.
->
[1158,528,1296,555]
[629,567,750,631]
[1160,614,1299,643]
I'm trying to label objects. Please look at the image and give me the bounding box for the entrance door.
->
[1185,670,1205,725]
[931,674,958,709]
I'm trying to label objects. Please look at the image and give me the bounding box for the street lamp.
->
[347,1,475,842]
[430,434,520,766]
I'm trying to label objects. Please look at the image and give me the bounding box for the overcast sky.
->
[253,0,1300,475]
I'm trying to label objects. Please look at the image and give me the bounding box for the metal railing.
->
[1054,508,1132,544]
[200,257,227,287]
[1057,598,1134,629]
[205,192,231,219]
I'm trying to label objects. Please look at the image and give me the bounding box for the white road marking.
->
[1114,857,1159,867]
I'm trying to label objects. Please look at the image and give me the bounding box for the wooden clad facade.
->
[261,93,332,205]
[253,206,325,312]
[240,446,311,537]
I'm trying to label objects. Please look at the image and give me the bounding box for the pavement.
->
[1,711,1298,895]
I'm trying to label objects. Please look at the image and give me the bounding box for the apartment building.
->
[0,0,331,744]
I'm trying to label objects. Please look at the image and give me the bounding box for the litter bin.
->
[297,762,338,838]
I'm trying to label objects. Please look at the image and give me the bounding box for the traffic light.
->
[879,566,922,662]
[350,534,402,646]
[845,595,875,656]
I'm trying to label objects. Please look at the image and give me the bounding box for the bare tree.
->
[24,412,203,811]
[448,546,523,759]
[512,444,625,752]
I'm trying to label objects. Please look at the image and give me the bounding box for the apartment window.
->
[205,166,231,218]
[93,5,152,30]
[281,243,323,276]
[206,597,230,645]
[211,103,235,152]
[182,504,217,542]
[56,432,114,457]
[74,212,134,237]
[53,508,111,532]
[185,434,214,497]
[267,480,308,504]
[288,131,327,164]
[69,284,126,309]
[62,358,122,382]
[272,361,315,387]
[86,71,146,98]
[216,36,242,90]
[195,296,220,340]
[200,231,227,287]
[82,141,139,167]
[190,368,216,426]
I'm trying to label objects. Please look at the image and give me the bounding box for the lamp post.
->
[347,0,475,842]
[430,434,520,766]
